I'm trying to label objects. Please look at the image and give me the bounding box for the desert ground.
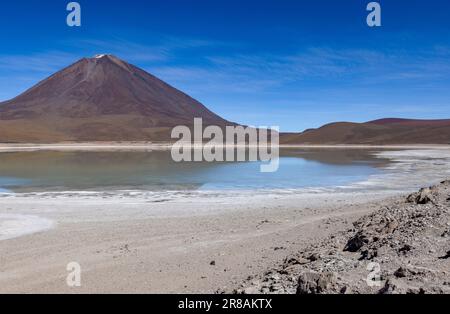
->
[0,145,449,294]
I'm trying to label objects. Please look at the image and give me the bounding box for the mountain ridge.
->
[0,55,449,144]
[280,118,450,145]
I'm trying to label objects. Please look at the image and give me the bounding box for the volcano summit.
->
[0,55,229,143]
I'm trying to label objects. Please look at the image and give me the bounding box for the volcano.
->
[0,54,230,143]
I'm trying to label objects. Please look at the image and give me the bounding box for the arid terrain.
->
[233,181,450,294]
[0,147,448,294]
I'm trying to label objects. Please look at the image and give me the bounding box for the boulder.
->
[394,267,407,278]
[407,188,434,205]
[439,251,450,260]
[399,244,412,253]
[379,279,426,294]
[344,232,367,252]
[296,271,337,294]
[307,253,320,262]
[379,279,406,294]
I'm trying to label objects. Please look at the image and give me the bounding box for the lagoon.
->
[0,148,386,193]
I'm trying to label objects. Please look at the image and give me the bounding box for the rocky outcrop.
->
[407,187,435,204]
[297,272,337,294]
[233,181,450,294]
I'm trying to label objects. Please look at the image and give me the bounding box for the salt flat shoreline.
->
[0,190,401,293]
[0,142,449,152]
[0,147,449,293]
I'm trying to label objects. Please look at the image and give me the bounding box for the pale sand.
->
[0,191,391,294]
[0,147,450,293]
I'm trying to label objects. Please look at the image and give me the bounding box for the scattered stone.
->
[439,251,450,259]
[407,187,434,204]
[231,182,450,295]
[210,260,216,266]
[399,244,412,254]
[381,220,399,234]
[307,253,320,262]
[394,267,407,278]
[344,232,367,252]
[297,271,337,294]
[359,248,378,261]
[256,219,270,228]
[406,287,426,295]
[379,279,407,294]
[284,257,309,265]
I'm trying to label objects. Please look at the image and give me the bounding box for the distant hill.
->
[1,56,448,145]
[280,118,450,145]
[0,54,229,143]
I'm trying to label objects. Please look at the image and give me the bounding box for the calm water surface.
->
[0,149,387,193]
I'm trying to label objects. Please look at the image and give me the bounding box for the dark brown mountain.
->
[0,54,230,143]
[281,118,450,145]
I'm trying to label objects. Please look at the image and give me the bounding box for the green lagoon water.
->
[0,149,386,193]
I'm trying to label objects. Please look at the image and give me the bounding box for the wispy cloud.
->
[1,36,450,128]
[0,51,78,73]
[0,51,80,100]
[65,35,237,64]
[0,35,236,100]
[69,38,171,62]
[148,46,450,97]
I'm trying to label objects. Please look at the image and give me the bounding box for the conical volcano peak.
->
[91,54,120,61]
[94,54,109,59]
[0,55,229,142]
[88,54,132,72]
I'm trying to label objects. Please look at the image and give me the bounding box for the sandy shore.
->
[0,147,450,293]
[0,190,395,294]
[1,142,449,153]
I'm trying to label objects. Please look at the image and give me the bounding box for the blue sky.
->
[1,0,450,131]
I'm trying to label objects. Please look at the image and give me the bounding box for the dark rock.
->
[416,188,433,204]
[359,249,378,261]
[407,193,418,203]
[406,287,426,295]
[439,251,450,259]
[399,244,412,254]
[297,271,337,294]
[308,253,320,262]
[407,188,433,204]
[344,232,367,252]
[284,257,309,265]
[394,267,407,278]
[378,279,406,294]
[210,260,216,266]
